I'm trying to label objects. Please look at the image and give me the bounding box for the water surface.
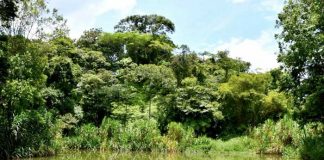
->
[28,151,282,160]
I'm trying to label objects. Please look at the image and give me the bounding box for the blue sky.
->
[48,0,284,71]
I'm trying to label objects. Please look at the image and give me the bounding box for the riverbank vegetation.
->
[0,0,323,159]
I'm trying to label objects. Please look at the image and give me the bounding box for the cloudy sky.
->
[48,0,284,71]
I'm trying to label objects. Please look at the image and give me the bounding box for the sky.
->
[48,0,284,71]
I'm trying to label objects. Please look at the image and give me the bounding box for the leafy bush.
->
[64,124,100,149]
[300,136,324,160]
[190,136,213,153]
[210,136,256,153]
[99,117,122,141]
[126,119,162,151]
[106,119,163,151]
[10,110,56,158]
[300,122,324,160]
[252,116,301,155]
[167,122,187,142]
[252,116,324,159]
[166,122,194,151]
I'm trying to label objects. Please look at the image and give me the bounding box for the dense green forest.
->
[0,0,323,159]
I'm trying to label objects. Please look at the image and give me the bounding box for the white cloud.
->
[50,0,137,38]
[214,30,279,72]
[231,0,249,4]
[260,0,284,13]
[229,0,283,13]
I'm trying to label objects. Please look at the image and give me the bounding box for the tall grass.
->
[64,124,101,150]
[58,116,324,159]
[252,116,301,155]
[107,119,163,151]
[165,122,194,152]
[300,122,324,160]
[252,116,324,159]
[60,119,259,154]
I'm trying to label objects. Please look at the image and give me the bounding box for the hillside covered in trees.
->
[0,0,323,159]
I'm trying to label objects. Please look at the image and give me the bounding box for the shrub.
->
[190,136,212,153]
[300,122,324,160]
[99,117,122,140]
[65,124,100,150]
[10,110,56,158]
[167,122,186,142]
[99,117,123,150]
[166,122,194,151]
[126,119,162,151]
[210,136,256,153]
[252,116,301,155]
[300,136,324,160]
[106,119,163,151]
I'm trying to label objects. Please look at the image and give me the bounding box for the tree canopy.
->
[0,0,323,159]
[0,0,18,27]
[114,14,175,35]
[277,0,324,122]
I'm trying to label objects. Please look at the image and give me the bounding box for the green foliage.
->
[300,136,324,160]
[190,136,213,153]
[114,14,175,35]
[157,76,222,135]
[100,119,163,151]
[167,122,194,143]
[218,73,289,133]
[123,119,162,151]
[99,117,122,140]
[211,136,256,153]
[211,51,250,82]
[46,57,78,114]
[166,122,194,151]
[78,70,118,125]
[122,64,177,119]
[261,91,291,120]
[1,2,321,159]
[70,50,110,71]
[300,122,324,160]
[77,28,103,50]
[10,109,55,158]
[277,0,324,122]
[252,116,324,159]
[50,37,75,56]
[170,52,199,85]
[98,32,175,64]
[167,122,187,142]
[0,0,18,28]
[64,124,100,150]
[184,136,257,154]
[0,53,9,84]
[252,116,301,155]
[123,64,177,94]
[0,36,51,159]
[0,0,68,38]
[174,77,222,134]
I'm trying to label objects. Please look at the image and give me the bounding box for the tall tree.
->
[77,28,103,50]
[276,0,324,121]
[98,32,175,65]
[114,14,175,35]
[0,0,18,28]
[171,49,199,86]
[78,70,119,125]
[123,64,177,119]
[211,51,250,82]
[158,77,222,135]
[0,38,50,159]
[218,73,288,133]
[0,0,69,39]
